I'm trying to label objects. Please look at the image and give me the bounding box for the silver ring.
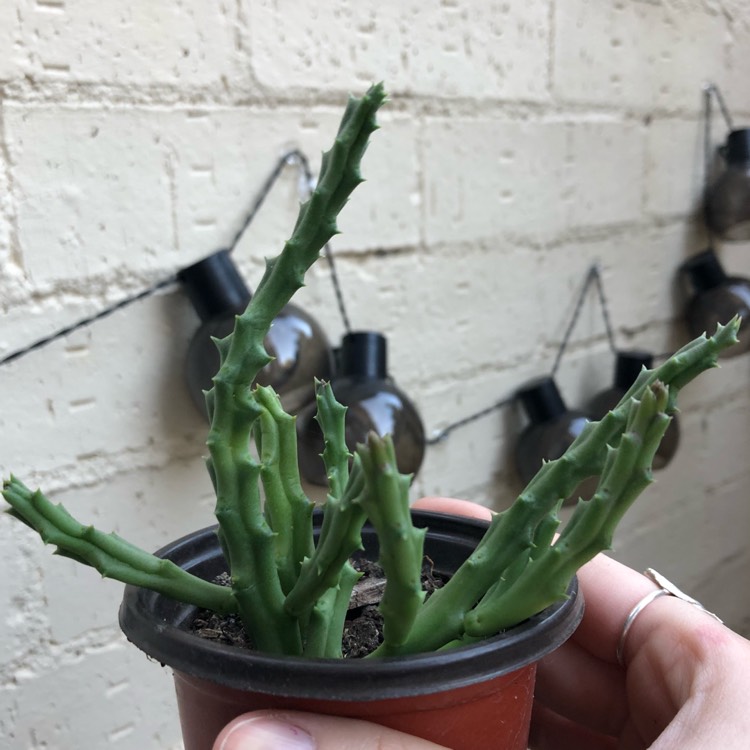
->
[616,568,723,666]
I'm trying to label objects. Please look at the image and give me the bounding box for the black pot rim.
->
[119,510,584,701]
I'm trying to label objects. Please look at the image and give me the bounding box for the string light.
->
[296,331,426,486]
[679,248,750,357]
[177,250,334,419]
[4,133,738,485]
[703,83,750,242]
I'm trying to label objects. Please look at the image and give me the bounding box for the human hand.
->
[413,496,750,750]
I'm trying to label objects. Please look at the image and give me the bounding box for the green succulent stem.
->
[282,382,369,623]
[2,477,236,614]
[254,386,314,593]
[357,433,426,656]
[315,379,352,497]
[283,455,367,619]
[391,319,740,655]
[303,563,361,658]
[464,382,670,635]
[203,83,386,654]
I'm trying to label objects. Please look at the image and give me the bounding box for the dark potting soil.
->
[190,558,447,658]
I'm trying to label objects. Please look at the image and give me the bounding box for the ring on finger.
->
[616,568,723,666]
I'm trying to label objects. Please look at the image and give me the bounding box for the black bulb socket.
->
[339,331,388,379]
[724,128,750,166]
[614,350,653,391]
[517,376,567,425]
[178,250,251,322]
[681,248,728,293]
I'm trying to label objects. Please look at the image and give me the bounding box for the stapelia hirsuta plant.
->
[1,83,741,659]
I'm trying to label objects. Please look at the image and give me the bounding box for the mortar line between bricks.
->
[2,83,745,122]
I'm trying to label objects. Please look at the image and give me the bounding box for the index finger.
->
[572,553,659,663]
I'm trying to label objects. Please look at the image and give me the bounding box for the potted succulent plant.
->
[1,83,740,750]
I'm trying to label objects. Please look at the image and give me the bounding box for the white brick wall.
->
[248,0,551,100]
[4,1,241,88]
[1,1,750,747]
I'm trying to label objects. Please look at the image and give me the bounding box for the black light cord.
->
[0,147,672,446]
[0,275,178,368]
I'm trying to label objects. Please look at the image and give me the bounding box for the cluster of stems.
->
[1,83,741,659]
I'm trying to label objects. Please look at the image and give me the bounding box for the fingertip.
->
[213,712,315,750]
[412,496,493,521]
[213,710,448,750]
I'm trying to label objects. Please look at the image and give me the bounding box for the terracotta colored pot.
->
[120,511,584,750]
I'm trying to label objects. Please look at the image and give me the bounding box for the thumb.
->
[213,710,448,750]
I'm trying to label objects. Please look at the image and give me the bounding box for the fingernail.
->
[219,717,316,750]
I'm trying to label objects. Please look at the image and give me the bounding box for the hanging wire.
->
[703,83,735,219]
[428,263,616,444]
[704,82,734,136]
[426,395,514,445]
[226,149,301,254]
[0,275,178,368]
[550,264,617,377]
[2,137,621,446]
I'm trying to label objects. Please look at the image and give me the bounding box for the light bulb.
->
[296,331,426,487]
[586,351,679,469]
[680,248,750,357]
[178,250,334,418]
[705,128,750,241]
[514,376,589,500]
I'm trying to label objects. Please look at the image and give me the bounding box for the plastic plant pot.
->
[120,511,584,750]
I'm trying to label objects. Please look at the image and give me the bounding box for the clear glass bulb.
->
[586,351,679,470]
[681,248,750,357]
[705,129,750,241]
[178,250,333,419]
[514,376,589,496]
[296,331,426,487]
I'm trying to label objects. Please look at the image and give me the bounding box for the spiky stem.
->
[391,319,740,655]
[303,563,361,658]
[254,386,314,594]
[283,382,369,622]
[205,83,387,654]
[356,433,426,656]
[464,381,670,635]
[2,477,236,614]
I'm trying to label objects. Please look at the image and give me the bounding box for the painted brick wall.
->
[1,1,749,747]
